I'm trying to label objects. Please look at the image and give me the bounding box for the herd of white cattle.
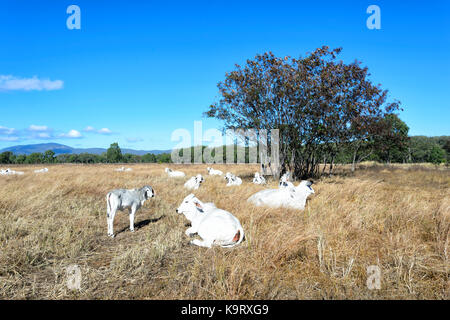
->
[107,167,315,248]
[0,167,49,175]
[1,165,315,248]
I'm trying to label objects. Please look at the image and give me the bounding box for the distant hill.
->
[0,143,170,156]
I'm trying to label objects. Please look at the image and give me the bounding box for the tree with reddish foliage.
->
[205,46,403,179]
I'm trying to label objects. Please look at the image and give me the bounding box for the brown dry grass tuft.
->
[0,163,448,299]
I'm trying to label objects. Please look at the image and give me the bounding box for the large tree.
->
[205,46,401,179]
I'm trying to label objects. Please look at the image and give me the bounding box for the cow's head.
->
[296,180,315,196]
[142,185,155,199]
[195,174,204,184]
[224,172,234,181]
[176,194,205,221]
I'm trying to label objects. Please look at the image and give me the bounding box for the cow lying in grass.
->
[279,172,294,189]
[184,174,204,190]
[224,172,242,186]
[165,168,186,177]
[248,180,315,210]
[176,194,244,248]
[207,167,223,176]
[252,172,266,185]
[0,168,24,175]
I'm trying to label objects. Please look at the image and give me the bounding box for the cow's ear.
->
[194,201,204,211]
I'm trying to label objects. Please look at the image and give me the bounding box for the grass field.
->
[0,163,448,299]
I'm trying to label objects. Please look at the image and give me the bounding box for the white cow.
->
[0,168,24,175]
[224,172,242,186]
[207,167,223,176]
[252,172,266,185]
[176,194,245,248]
[115,167,132,172]
[106,185,155,237]
[279,172,294,189]
[165,168,186,178]
[184,174,204,190]
[34,168,49,173]
[248,180,315,210]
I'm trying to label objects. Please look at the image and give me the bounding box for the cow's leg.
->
[129,207,136,232]
[185,226,197,237]
[191,238,214,248]
[108,208,117,238]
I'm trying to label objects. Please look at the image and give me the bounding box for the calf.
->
[106,185,155,237]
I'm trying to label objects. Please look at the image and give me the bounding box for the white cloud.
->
[0,75,64,91]
[98,128,112,135]
[29,125,49,132]
[83,126,114,135]
[0,136,19,142]
[0,125,88,143]
[36,133,51,139]
[0,126,16,135]
[83,126,96,132]
[126,137,144,143]
[60,129,82,139]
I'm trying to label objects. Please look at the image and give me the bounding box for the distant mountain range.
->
[0,143,171,156]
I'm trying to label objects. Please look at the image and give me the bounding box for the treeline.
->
[0,143,172,164]
[1,137,448,165]
[335,135,449,166]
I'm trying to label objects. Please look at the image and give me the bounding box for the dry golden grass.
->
[0,163,448,299]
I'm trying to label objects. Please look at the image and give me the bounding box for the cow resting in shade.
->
[248,180,315,210]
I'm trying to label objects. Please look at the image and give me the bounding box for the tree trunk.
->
[329,155,335,175]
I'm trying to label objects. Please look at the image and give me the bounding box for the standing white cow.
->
[106,185,155,237]
[248,180,315,210]
[252,172,266,185]
[165,168,186,177]
[176,194,244,248]
[184,174,204,190]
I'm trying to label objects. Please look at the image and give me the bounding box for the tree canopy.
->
[205,46,402,178]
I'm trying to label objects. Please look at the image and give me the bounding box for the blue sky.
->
[0,0,449,150]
